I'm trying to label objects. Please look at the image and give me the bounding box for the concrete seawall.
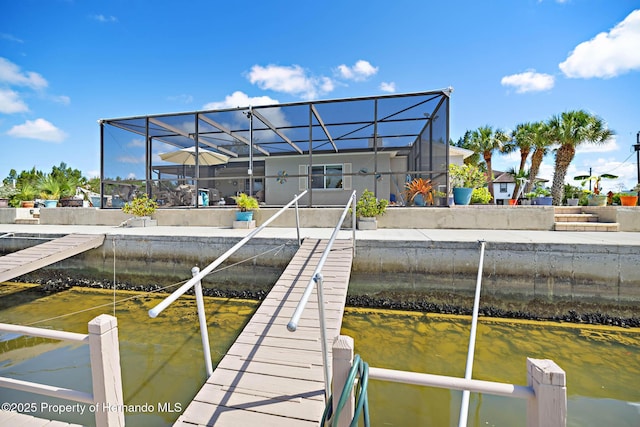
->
[2,231,638,312]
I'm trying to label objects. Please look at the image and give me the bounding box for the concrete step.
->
[554,221,619,232]
[554,206,583,214]
[554,213,599,223]
[14,218,40,224]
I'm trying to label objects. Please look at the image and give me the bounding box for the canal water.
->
[0,284,638,426]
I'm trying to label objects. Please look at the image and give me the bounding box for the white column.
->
[88,314,125,427]
[527,358,567,427]
[332,335,355,427]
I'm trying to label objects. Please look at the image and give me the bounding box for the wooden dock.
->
[0,234,105,283]
[176,238,354,427]
[0,410,83,426]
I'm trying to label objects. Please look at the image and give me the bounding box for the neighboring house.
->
[491,170,548,205]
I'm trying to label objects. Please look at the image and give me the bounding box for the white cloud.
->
[0,88,28,113]
[51,94,71,105]
[128,138,145,148]
[380,82,396,93]
[0,57,48,89]
[7,118,67,142]
[0,33,24,43]
[167,94,193,104]
[117,155,144,164]
[501,70,555,93]
[203,90,279,110]
[247,64,333,100]
[336,60,378,81]
[575,135,618,153]
[91,14,118,23]
[559,9,640,78]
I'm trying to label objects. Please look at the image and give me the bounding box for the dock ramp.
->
[0,234,105,283]
[176,237,354,426]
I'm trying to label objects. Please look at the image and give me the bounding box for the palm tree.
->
[548,110,615,205]
[468,126,509,201]
[525,121,552,193]
[504,122,536,200]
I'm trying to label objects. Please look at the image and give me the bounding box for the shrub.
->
[356,189,388,217]
[122,193,157,217]
[471,187,492,204]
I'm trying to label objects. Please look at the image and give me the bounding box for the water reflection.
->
[0,285,638,426]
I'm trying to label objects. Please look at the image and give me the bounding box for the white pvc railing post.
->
[458,240,486,427]
[527,358,567,427]
[295,194,301,246]
[332,335,355,426]
[193,266,213,377]
[315,273,330,401]
[351,192,356,257]
[88,314,125,427]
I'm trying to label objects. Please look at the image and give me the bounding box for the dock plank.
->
[177,238,353,426]
[0,234,104,283]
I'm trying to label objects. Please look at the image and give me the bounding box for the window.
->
[311,164,343,189]
[499,183,508,193]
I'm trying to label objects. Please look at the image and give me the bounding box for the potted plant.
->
[564,184,580,206]
[619,183,639,206]
[122,193,158,227]
[470,187,492,204]
[232,193,259,221]
[38,174,62,208]
[354,189,388,230]
[403,178,434,206]
[530,186,552,205]
[0,185,17,208]
[449,164,487,205]
[574,173,617,206]
[17,183,37,208]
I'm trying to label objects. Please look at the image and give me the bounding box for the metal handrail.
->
[148,190,307,319]
[148,191,308,376]
[287,190,357,400]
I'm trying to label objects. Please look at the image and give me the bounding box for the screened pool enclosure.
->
[99,89,451,208]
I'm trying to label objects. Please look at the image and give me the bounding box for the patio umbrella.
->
[159,147,230,166]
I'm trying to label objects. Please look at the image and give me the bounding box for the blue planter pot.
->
[533,196,553,206]
[453,187,473,205]
[235,211,254,221]
[43,199,58,208]
[413,194,426,206]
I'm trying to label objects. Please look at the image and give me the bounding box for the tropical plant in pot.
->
[0,185,17,207]
[449,164,487,205]
[403,178,434,206]
[122,193,158,217]
[470,187,492,204]
[574,173,617,206]
[530,186,552,205]
[619,183,639,206]
[38,174,62,207]
[17,183,37,208]
[354,189,388,230]
[232,193,259,221]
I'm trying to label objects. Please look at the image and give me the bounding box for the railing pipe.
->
[149,190,308,318]
[0,377,95,404]
[315,273,331,402]
[368,367,534,399]
[458,239,487,427]
[192,266,214,377]
[295,195,301,246]
[0,322,88,343]
[351,191,357,257]
[286,190,356,333]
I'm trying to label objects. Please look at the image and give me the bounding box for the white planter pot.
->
[127,216,157,227]
[357,217,377,230]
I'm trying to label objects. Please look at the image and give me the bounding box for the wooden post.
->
[332,335,355,427]
[88,314,125,427]
[527,358,566,427]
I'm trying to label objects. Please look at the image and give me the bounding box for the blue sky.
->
[1,0,639,193]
